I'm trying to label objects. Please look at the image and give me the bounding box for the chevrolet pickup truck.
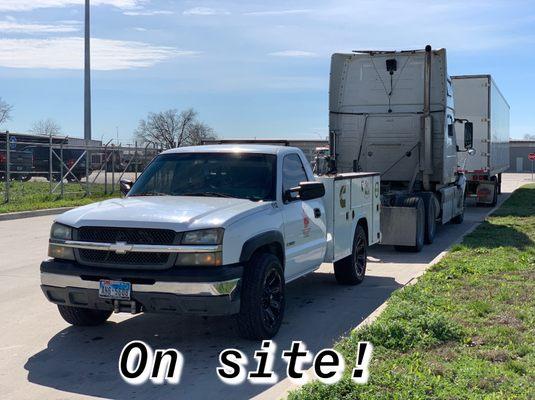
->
[41,145,380,339]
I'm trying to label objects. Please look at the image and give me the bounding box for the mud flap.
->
[380,206,417,246]
[476,182,496,204]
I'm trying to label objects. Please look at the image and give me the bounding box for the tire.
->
[490,180,498,206]
[394,197,425,252]
[334,224,367,285]
[57,305,112,326]
[237,253,285,340]
[424,196,437,244]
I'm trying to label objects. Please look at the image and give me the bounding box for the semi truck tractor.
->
[40,145,380,339]
[452,75,510,206]
[328,46,474,251]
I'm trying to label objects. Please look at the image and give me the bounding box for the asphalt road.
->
[0,173,531,400]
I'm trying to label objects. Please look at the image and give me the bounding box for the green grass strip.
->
[290,184,535,400]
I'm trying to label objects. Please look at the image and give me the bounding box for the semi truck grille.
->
[78,227,176,245]
[75,227,177,268]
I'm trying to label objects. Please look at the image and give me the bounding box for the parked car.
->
[0,149,33,181]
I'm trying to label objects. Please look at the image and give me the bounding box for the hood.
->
[55,196,272,231]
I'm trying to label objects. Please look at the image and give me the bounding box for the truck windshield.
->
[129,152,277,201]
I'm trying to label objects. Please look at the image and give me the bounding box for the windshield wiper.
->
[181,192,240,199]
[130,192,170,197]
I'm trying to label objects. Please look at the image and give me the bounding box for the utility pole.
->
[84,0,92,142]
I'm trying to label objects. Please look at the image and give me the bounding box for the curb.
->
[0,207,74,221]
[255,190,513,400]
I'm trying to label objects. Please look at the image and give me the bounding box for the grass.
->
[0,180,118,213]
[289,184,535,400]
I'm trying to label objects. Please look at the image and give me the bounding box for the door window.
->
[282,154,308,193]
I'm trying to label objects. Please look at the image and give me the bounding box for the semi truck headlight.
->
[175,252,222,267]
[50,223,72,240]
[48,244,75,260]
[181,228,223,245]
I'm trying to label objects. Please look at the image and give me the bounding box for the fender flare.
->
[239,230,285,266]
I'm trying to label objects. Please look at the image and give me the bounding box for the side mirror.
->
[298,181,325,201]
[464,122,473,149]
[284,181,325,203]
[120,179,133,196]
[467,148,476,156]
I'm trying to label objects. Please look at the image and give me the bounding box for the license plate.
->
[99,280,131,300]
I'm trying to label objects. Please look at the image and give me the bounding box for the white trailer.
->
[452,75,510,205]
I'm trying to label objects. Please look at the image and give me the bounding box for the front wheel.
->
[57,305,112,326]
[237,253,285,340]
[334,224,367,285]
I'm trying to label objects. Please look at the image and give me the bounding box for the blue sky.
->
[0,0,534,143]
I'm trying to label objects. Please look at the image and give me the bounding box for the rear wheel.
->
[394,197,425,252]
[237,253,285,340]
[334,224,367,285]
[57,305,112,326]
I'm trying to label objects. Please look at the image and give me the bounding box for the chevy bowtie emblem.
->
[109,241,133,254]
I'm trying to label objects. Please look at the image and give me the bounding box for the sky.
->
[0,0,534,143]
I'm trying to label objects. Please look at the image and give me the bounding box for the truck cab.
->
[40,145,379,339]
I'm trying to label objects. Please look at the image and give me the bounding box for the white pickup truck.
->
[41,145,380,339]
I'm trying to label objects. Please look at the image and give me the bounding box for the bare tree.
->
[188,121,217,145]
[523,133,535,140]
[0,97,13,126]
[135,108,217,149]
[30,118,62,136]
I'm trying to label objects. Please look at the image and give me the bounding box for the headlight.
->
[49,223,74,260]
[175,252,222,267]
[182,228,223,245]
[50,223,72,240]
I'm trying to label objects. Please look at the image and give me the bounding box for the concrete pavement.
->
[0,173,531,400]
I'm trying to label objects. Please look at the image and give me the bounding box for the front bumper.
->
[40,259,242,316]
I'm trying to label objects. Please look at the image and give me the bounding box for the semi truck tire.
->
[422,194,437,244]
[57,305,112,326]
[394,197,425,252]
[237,252,285,340]
[334,224,367,285]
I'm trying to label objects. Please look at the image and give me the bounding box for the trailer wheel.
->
[57,305,112,326]
[394,197,425,252]
[237,253,285,340]
[424,196,437,244]
[334,225,367,285]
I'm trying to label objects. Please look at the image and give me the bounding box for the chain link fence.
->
[1,131,162,205]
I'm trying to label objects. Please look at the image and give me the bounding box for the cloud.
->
[268,50,318,57]
[183,7,230,16]
[0,0,142,12]
[244,9,311,16]
[0,19,80,33]
[0,37,200,70]
[123,10,173,16]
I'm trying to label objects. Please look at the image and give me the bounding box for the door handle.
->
[314,208,321,218]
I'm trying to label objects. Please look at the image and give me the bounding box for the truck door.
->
[281,153,326,280]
